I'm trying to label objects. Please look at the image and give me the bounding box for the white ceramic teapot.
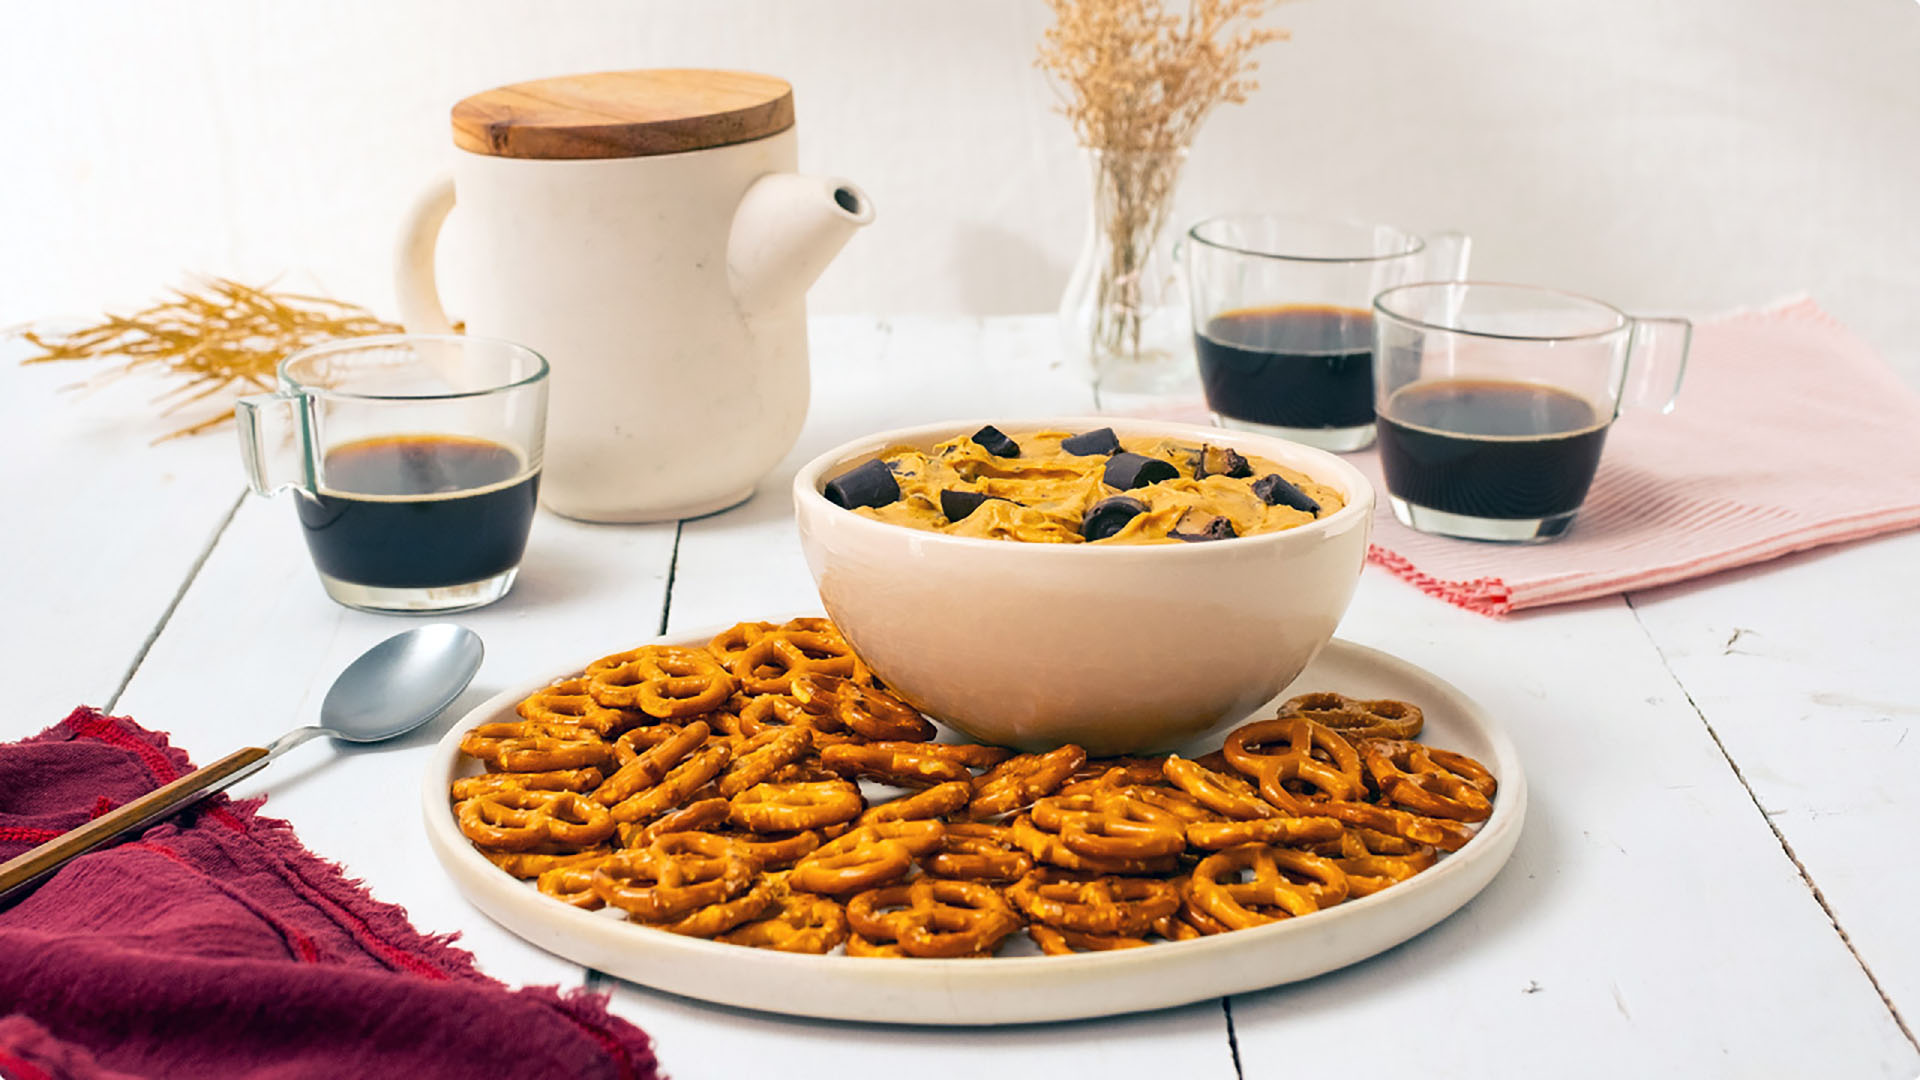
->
[396,70,873,522]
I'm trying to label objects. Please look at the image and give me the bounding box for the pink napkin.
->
[1123,298,1920,615]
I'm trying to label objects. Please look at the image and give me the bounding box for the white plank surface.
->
[0,339,247,729]
[1229,572,1920,1078]
[7,314,1919,1078]
[1627,529,1920,1033]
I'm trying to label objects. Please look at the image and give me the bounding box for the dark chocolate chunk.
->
[939,489,1008,522]
[970,424,1020,458]
[1170,514,1239,542]
[1060,427,1122,456]
[1252,473,1321,514]
[1082,495,1148,541]
[824,458,901,510]
[1194,444,1253,480]
[1102,452,1178,490]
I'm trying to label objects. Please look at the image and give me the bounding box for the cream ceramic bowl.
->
[792,416,1375,754]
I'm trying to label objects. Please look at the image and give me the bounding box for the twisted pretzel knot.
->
[718,726,814,799]
[1162,755,1277,821]
[457,789,616,852]
[923,822,1034,882]
[516,677,642,735]
[591,833,760,921]
[537,854,613,909]
[788,820,945,896]
[587,645,738,719]
[1223,715,1365,810]
[460,721,612,773]
[791,674,935,742]
[1007,868,1181,936]
[1327,829,1438,898]
[718,875,851,954]
[1029,793,1187,862]
[728,780,864,833]
[1010,814,1179,876]
[1189,844,1349,929]
[968,744,1088,820]
[451,766,604,802]
[846,878,1021,958]
[729,631,862,695]
[1320,800,1478,852]
[821,743,971,788]
[1359,739,1497,822]
[708,621,777,669]
[1281,691,1425,741]
[620,797,731,850]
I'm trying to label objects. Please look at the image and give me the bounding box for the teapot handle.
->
[395,175,458,334]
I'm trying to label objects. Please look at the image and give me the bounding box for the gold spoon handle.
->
[0,746,271,900]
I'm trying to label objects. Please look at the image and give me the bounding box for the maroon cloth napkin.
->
[0,708,660,1080]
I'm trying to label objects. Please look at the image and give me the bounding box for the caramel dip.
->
[822,425,1345,544]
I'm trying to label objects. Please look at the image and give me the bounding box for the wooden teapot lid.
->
[451,69,794,160]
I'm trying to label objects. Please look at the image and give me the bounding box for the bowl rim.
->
[792,415,1375,557]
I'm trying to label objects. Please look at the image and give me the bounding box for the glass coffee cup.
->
[237,335,549,613]
[1183,216,1470,452]
[1372,282,1690,542]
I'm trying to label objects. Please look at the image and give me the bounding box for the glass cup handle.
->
[235,391,312,496]
[1623,316,1692,415]
[1427,231,1472,281]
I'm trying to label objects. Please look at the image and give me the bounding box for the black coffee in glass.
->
[1377,379,1609,521]
[1195,304,1375,432]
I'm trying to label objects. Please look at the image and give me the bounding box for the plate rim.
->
[421,622,1528,1022]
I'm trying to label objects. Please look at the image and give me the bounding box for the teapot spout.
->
[728,173,874,313]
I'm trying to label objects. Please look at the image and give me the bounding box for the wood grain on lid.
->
[452,69,795,159]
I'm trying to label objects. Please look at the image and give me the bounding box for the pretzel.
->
[790,674,935,742]
[645,874,778,938]
[857,780,971,825]
[820,743,971,788]
[591,833,759,921]
[787,820,944,895]
[537,854,613,909]
[451,767,605,801]
[596,722,709,804]
[611,724,693,765]
[729,631,862,695]
[717,828,824,870]
[460,722,612,772]
[729,780,865,832]
[718,726,814,798]
[1112,785,1222,825]
[618,797,731,849]
[1064,757,1170,791]
[517,677,643,735]
[1162,755,1278,820]
[846,933,906,958]
[1028,925,1153,954]
[603,745,731,824]
[845,878,1021,958]
[1189,844,1349,929]
[1010,814,1179,876]
[923,822,1034,882]
[968,745,1088,819]
[1327,829,1438,898]
[893,742,1017,770]
[1186,815,1344,851]
[717,876,851,953]
[482,845,611,880]
[1320,801,1477,852]
[1029,793,1186,862]
[1280,692,1425,741]
[708,621,777,668]
[1222,716,1365,810]
[1007,869,1181,936]
[457,789,616,852]
[1358,740,1497,822]
[587,645,738,719]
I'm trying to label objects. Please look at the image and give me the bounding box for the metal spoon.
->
[0,623,485,900]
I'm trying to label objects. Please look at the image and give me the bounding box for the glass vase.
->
[1057,147,1195,399]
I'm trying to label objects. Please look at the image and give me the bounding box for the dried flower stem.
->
[1040,0,1284,367]
[15,278,399,441]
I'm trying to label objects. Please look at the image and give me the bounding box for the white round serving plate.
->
[422,626,1527,1025]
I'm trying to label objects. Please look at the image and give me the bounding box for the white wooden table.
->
[4,316,1916,1079]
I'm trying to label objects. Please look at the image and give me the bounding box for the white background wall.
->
[3,0,1916,373]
